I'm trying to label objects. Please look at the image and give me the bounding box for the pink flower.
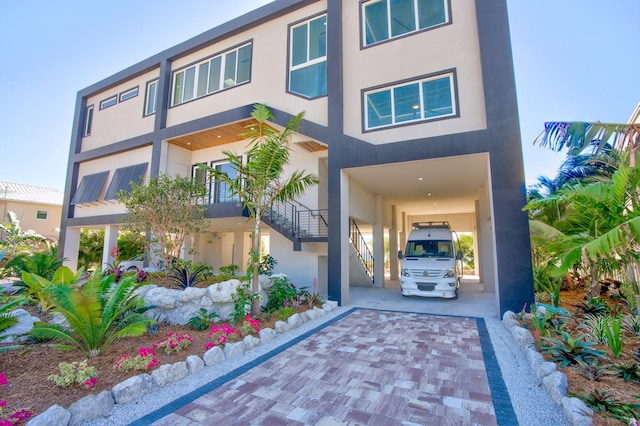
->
[205,342,214,350]
[0,372,7,385]
[83,377,97,389]
[0,400,6,407]
[10,409,33,423]
[138,347,156,357]
[0,420,13,426]
[147,358,159,369]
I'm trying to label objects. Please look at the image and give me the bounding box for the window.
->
[362,0,449,46]
[119,87,139,102]
[364,72,456,130]
[192,163,210,204]
[171,43,252,106]
[84,105,94,136]
[99,95,117,110]
[36,210,48,220]
[289,14,327,98]
[144,80,158,116]
[210,160,238,203]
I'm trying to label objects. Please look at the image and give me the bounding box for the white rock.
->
[151,361,188,387]
[143,287,177,309]
[223,341,246,359]
[206,279,241,303]
[186,355,205,374]
[68,390,114,426]
[0,309,40,342]
[274,320,290,333]
[287,313,302,329]
[244,334,260,350]
[543,372,567,405]
[177,287,206,303]
[259,328,277,344]
[203,346,225,366]
[111,374,154,404]
[26,404,70,426]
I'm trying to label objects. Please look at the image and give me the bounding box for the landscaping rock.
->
[287,313,302,329]
[217,304,235,321]
[0,309,40,343]
[259,327,277,344]
[144,287,177,309]
[151,361,189,387]
[561,396,593,426]
[534,361,558,382]
[26,404,70,426]
[244,334,260,350]
[314,306,327,316]
[177,287,207,303]
[511,326,534,350]
[274,320,290,333]
[186,355,205,374]
[68,390,114,426]
[206,280,240,303]
[543,372,568,405]
[323,300,338,311]
[111,374,154,404]
[305,309,319,321]
[502,311,520,330]
[203,346,225,366]
[223,341,246,359]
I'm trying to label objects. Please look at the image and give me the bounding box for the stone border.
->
[26,301,339,426]
[502,311,593,426]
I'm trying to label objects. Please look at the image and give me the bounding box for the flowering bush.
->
[238,315,261,336]
[113,347,159,373]
[153,332,193,354]
[206,324,241,350]
[0,372,33,426]
[47,361,98,389]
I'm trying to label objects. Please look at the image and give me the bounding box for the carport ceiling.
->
[346,153,489,215]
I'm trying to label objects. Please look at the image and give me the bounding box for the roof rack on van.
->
[411,221,450,229]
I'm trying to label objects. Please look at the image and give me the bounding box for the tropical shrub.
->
[47,360,97,389]
[19,266,80,312]
[187,308,219,331]
[609,362,640,383]
[30,268,155,357]
[7,245,65,281]
[571,389,640,425]
[264,275,297,312]
[152,332,193,354]
[0,296,28,353]
[169,264,207,289]
[258,255,277,275]
[541,331,607,367]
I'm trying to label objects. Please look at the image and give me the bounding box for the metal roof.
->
[0,181,63,206]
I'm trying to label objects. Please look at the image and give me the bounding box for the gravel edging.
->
[27,302,346,426]
[499,310,593,426]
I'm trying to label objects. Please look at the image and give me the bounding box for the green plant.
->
[19,265,80,312]
[265,275,297,312]
[47,360,97,389]
[602,315,624,358]
[258,254,277,275]
[541,331,607,367]
[0,296,28,354]
[238,315,261,337]
[577,313,609,344]
[575,297,611,317]
[30,267,156,357]
[169,264,207,289]
[218,264,239,277]
[8,245,65,281]
[571,389,640,424]
[534,267,563,307]
[274,306,297,321]
[232,281,259,325]
[187,308,220,331]
[152,332,193,354]
[622,313,640,336]
[609,362,640,383]
[529,306,568,341]
[206,324,241,349]
[574,360,607,381]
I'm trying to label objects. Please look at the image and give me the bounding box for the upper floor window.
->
[364,71,456,130]
[171,43,252,106]
[289,14,327,98]
[144,80,158,116]
[84,105,94,136]
[36,210,48,220]
[99,95,117,110]
[192,163,210,204]
[119,87,139,102]
[210,160,238,203]
[362,0,449,46]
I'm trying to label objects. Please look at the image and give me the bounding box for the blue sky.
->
[0,1,637,192]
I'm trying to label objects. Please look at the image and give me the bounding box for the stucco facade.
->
[60,0,534,316]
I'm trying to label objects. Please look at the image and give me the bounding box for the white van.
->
[398,222,462,299]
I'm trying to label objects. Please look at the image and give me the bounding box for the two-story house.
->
[60,0,534,316]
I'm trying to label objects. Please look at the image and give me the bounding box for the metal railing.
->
[349,219,374,283]
[265,199,328,239]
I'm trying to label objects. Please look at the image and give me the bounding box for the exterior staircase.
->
[262,200,328,251]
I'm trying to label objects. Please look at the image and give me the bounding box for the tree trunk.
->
[250,212,262,317]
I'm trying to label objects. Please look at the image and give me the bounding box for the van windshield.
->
[405,240,453,258]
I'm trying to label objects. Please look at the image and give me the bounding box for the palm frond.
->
[535,121,640,156]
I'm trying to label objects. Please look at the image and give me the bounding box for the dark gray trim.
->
[360,68,460,133]
[74,136,153,163]
[358,0,452,50]
[64,213,128,227]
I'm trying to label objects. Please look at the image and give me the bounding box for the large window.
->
[362,0,449,46]
[144,80,158,116]
[210,160,238,203]
[171,43,252,106]
[364,72,456,130]
[289,14,327,99]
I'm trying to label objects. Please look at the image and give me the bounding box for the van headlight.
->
[401,268,410,277]
[443,268,455,278]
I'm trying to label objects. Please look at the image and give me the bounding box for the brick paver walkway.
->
[132,309,515,425]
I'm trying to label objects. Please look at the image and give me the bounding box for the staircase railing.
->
[349,219,374,283]
[265,199,328,239]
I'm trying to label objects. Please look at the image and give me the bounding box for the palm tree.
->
[535,121,639,166]
[203,104,319,316]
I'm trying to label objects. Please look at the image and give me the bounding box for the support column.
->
[389,205,399,280]
[340,170,350,305]
[373,195,384,288]
[102,225,120,271]
[62,227,81,272]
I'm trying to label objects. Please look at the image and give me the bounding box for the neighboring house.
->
[0,181,63,242]
[60,0,534,316]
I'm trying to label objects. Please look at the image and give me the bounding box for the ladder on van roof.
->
[411,221,450,229]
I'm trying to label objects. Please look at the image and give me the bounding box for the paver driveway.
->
[132,309,516,425]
